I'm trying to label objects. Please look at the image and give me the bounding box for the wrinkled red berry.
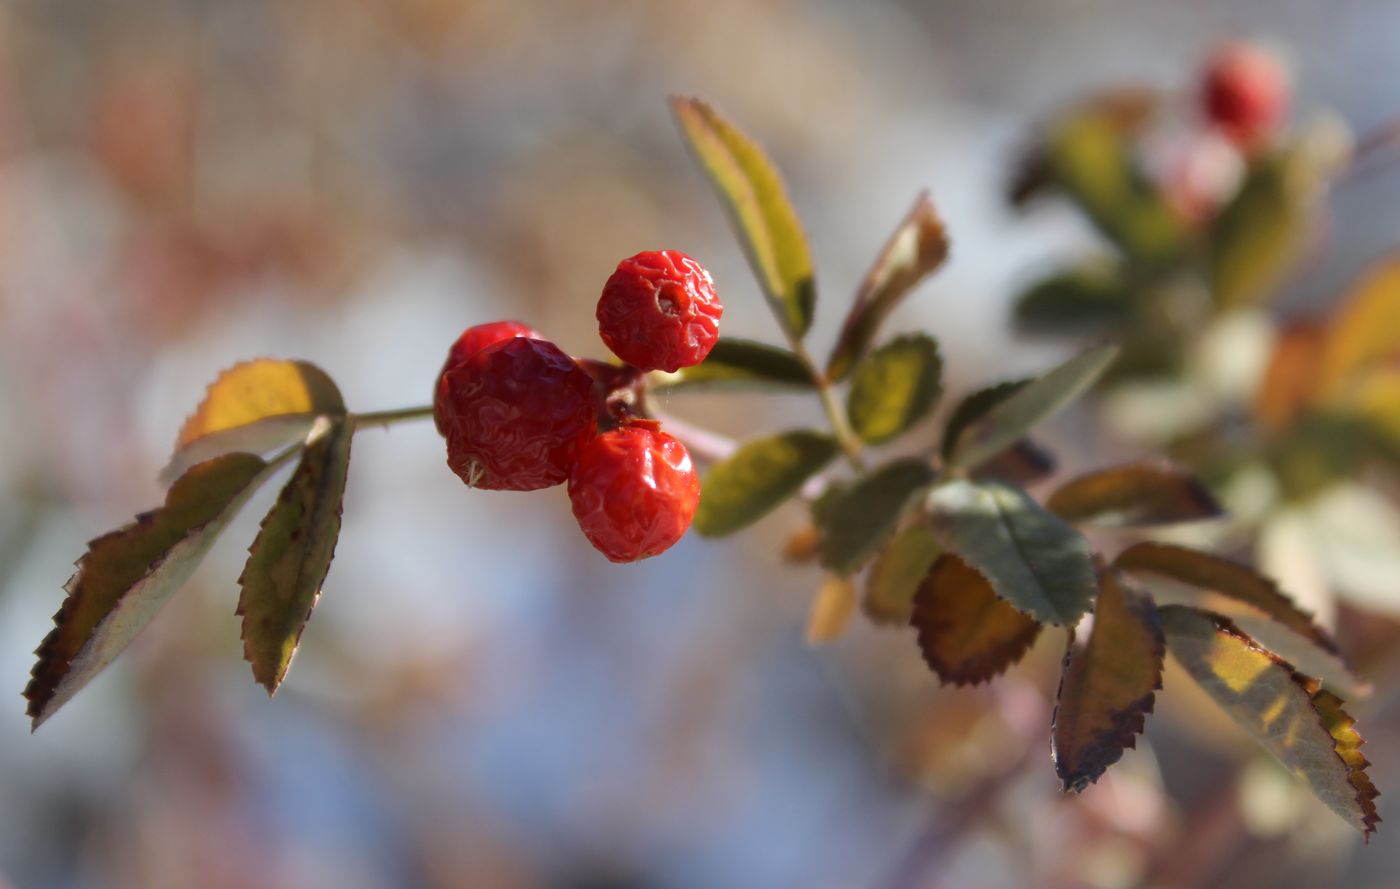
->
[438,337,599,491]
[1202,41,1289,149]
[434,321,542,434]
[597,250,722,372]
[568,423,699,562]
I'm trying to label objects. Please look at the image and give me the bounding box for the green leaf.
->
[1046,461,1223,527]
[694,430,839,537]
[863,524,940,625]
[816,459,937,577]
[1013,263,1135,334]
[164,359,345,482]
[26,453,275,727]
[652,338,813,392]
[1209,150,1320,310]
[846,334,943,445]
[923,479,1097,626]
[1160,606,1379,838]
[948,345,1118,471]
[671,96,816,339]
[237,418,354,694]
[1046,109,1185,265]
[913,554,1043,685]
[941,380,1027,461]
[826,192,949,381]
[1052,568,1164,791]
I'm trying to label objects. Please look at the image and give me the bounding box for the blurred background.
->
[2,1,1400,887]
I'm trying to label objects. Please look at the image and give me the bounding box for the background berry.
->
[434,320,542,434]
[1201,41,1289,149]
[568,424,699,562]
[597,250,722,372]
[439,337,599,491]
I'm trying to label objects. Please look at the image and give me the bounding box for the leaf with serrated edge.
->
[1115,542,1341,659]
[1160,606,1378,837]
[653,338,813,392]
[827,192,949,381]
[163,359,345,482]
[26,453,274,727]
[1053,568,1164,791]
[941,380,1027,461]
[1047,461,1223,527]
[1313,689,1382,837]
[846,334,943,445]
[913,554,1042,685]
[949,345,1118,471]
[694,430,838,537]
[817,459,936,577]
[237,418,353,693]
[924,479,1097,626]
[864,524,940,625]
[671,96,816,339]
[805,575,856,646]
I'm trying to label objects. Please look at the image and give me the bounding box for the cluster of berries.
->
[433,250,723,562]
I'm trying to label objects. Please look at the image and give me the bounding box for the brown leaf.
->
[970,439,1057,487]
[1254,322,1325,433]
[164,358,344,481]
[236,418,353,693]
[1114,542,1341,658]
[1161,606,1379,838]
[26,453,274,727]
[1052,568,1164,791]
[826,192,949,381]
[912,554,1043,685]
[1047,461,1223,527]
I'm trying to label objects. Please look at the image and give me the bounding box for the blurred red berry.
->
[568,423,700,562]
[438,337,599,491]
[1201,41,1289,149]
[597,250,722,372]
[434,320,542,434]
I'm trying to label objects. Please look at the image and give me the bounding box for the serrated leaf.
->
[1013,263,1135,334]
[1046,461,1223,527]
[1317,254,1400,400]
[164,359,345,482]
[236,418,353,693]
[846,334,943,445]
[816,459,936,577]
[671,96,816,339]
[913,554,1042,685]
[1160,606,1379,837]
[1114,542,1341,660]
[826,192,949,381]
[1052,568,1164,791]
[924,479,1097,626]
[1313,690,1383,837]
[941,380,1027,461]
[693,430,839,537]
[652,338,813,392]
[864,524,940,625]
[948,345,1118,471]
[1209,150,1321,310]
[1046,108,1184,265]
[805,575,856,646]
[26,453,274,727]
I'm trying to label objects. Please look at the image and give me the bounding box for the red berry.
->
[438,337,599,491]
[434,321,542,434]
[568,423,699,562]
[1201,41,1289,149]
[597,250,722,372]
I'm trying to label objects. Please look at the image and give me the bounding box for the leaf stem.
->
[789,341,866,472]
[351,405,436,429]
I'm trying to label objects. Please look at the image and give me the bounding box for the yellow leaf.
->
[165,359,345,481]
[805,575,856,646]
[1318,254,1400,400]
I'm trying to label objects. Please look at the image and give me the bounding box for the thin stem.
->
[788,340,867,472]
[351,405,435,429]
